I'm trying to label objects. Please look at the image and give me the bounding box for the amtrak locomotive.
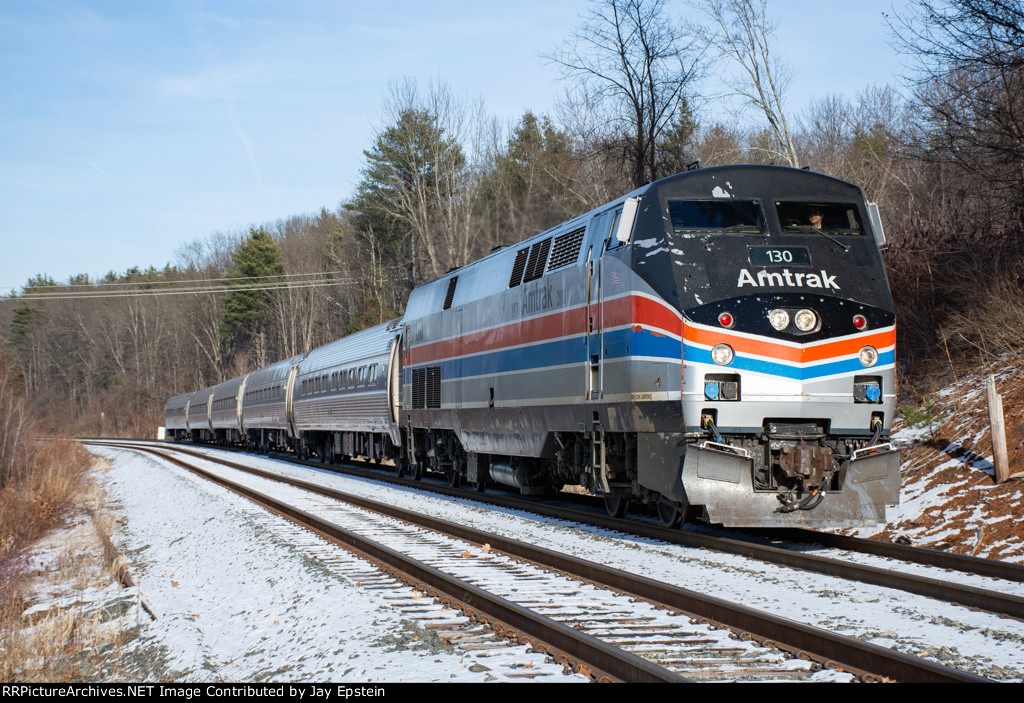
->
[165,165,900,528]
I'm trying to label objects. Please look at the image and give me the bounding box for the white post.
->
[986,375,1009,484]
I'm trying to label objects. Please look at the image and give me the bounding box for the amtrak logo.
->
[737,268,840,290]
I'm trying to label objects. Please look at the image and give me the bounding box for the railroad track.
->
[88,440,994,682]
[138,437,1024,619]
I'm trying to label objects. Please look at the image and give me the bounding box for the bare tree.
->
[549,0,705,188]
[691,121,746,166]
[174,233,238,383]
[889,0,1024,212]
[694,0,799,167]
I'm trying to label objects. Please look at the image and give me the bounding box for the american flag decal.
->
[611,269,620,286]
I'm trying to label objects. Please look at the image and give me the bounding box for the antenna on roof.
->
[686,160,701,172]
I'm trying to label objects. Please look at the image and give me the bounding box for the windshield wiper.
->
[786,225,851,252]
[700,224,765,249]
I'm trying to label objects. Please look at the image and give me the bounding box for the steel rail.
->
[94,440,990,683]
[98,440,1024,620]
[494,499,1024,621]
[103,443,688,684]
[79,440,1024,581]
[744,527,1024,583]
[106,438,1024,583]
[287,448,1024,621]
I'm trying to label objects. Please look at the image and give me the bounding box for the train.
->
[164,164,901,528]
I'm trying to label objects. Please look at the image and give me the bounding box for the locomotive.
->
[165,165,900,528]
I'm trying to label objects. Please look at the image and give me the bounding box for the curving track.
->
[88,440,1006,682]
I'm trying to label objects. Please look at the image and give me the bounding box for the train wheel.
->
[412,461,424,481]
[396,457,410,478]
[470,473,487,493]
[447,452,465,488]
[657,501,684,528]
[604,496,630,518]
[446,466,461,488]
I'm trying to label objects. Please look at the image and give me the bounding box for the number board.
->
[749,246,811,266]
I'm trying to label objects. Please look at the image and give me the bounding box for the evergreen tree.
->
[656,98,699,175]
[483,112,577,244]
[9,274,56,350]
[221,226,284,362]
[347,100,469,292]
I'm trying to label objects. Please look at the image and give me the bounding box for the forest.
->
[2,0,1022,438]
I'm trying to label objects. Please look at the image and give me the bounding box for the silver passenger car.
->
[240,357,296,451]
[185,386,215,441]
[210,373,250,445]
[292,320,402,462]
[163,392,192,441]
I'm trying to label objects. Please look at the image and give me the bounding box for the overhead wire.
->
[13,269,352,288]
[1,267,410,301]
[4,278,359,301]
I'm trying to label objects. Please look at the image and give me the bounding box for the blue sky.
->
[0,1,912,293]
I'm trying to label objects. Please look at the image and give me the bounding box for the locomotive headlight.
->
[768,309,789,330]
[711,343,734,366]
[794,309,817,332]
[859,346,879,367]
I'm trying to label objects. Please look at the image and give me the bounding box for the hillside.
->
[857,359,1024,563]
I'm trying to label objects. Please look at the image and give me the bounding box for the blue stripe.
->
[405,328,682,382]
[684,344,896,380]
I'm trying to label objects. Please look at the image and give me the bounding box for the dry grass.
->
[0,457,141,682]
[0,439,93,565]
[0,518,138,682]
[0,352,137,682]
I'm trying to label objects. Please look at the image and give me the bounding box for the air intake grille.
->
[412,368,425,409]
[547,228,585,270]
[426,366,441,409]
[443,276,458,310]
[508,247,529,288]
[523,238,552,283]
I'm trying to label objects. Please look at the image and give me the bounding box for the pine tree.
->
[347,104,469,283]
[221,226,284,362]
[9,274,56,350]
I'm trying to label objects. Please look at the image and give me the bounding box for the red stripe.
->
[408,295,682,365]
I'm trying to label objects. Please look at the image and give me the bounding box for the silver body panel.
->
[292,321,400,436]
[210,374,249,434]
[164,392,191,432]
[402,208,683,463]
[186,387,215,434]
[241,357,296,434]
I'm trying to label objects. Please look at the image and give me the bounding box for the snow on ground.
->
[162,443,1024,681]
[89,447,585,683]
[853,360,1024,563]
[29,357,1022,683]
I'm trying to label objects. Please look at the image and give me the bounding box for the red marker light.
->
[853,314,867,330]
[718,312,734,328]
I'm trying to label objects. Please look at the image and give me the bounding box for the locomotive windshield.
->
[668,199,764,234]
[776,201,865,235]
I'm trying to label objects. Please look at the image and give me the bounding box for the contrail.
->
[226,100,262,186]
